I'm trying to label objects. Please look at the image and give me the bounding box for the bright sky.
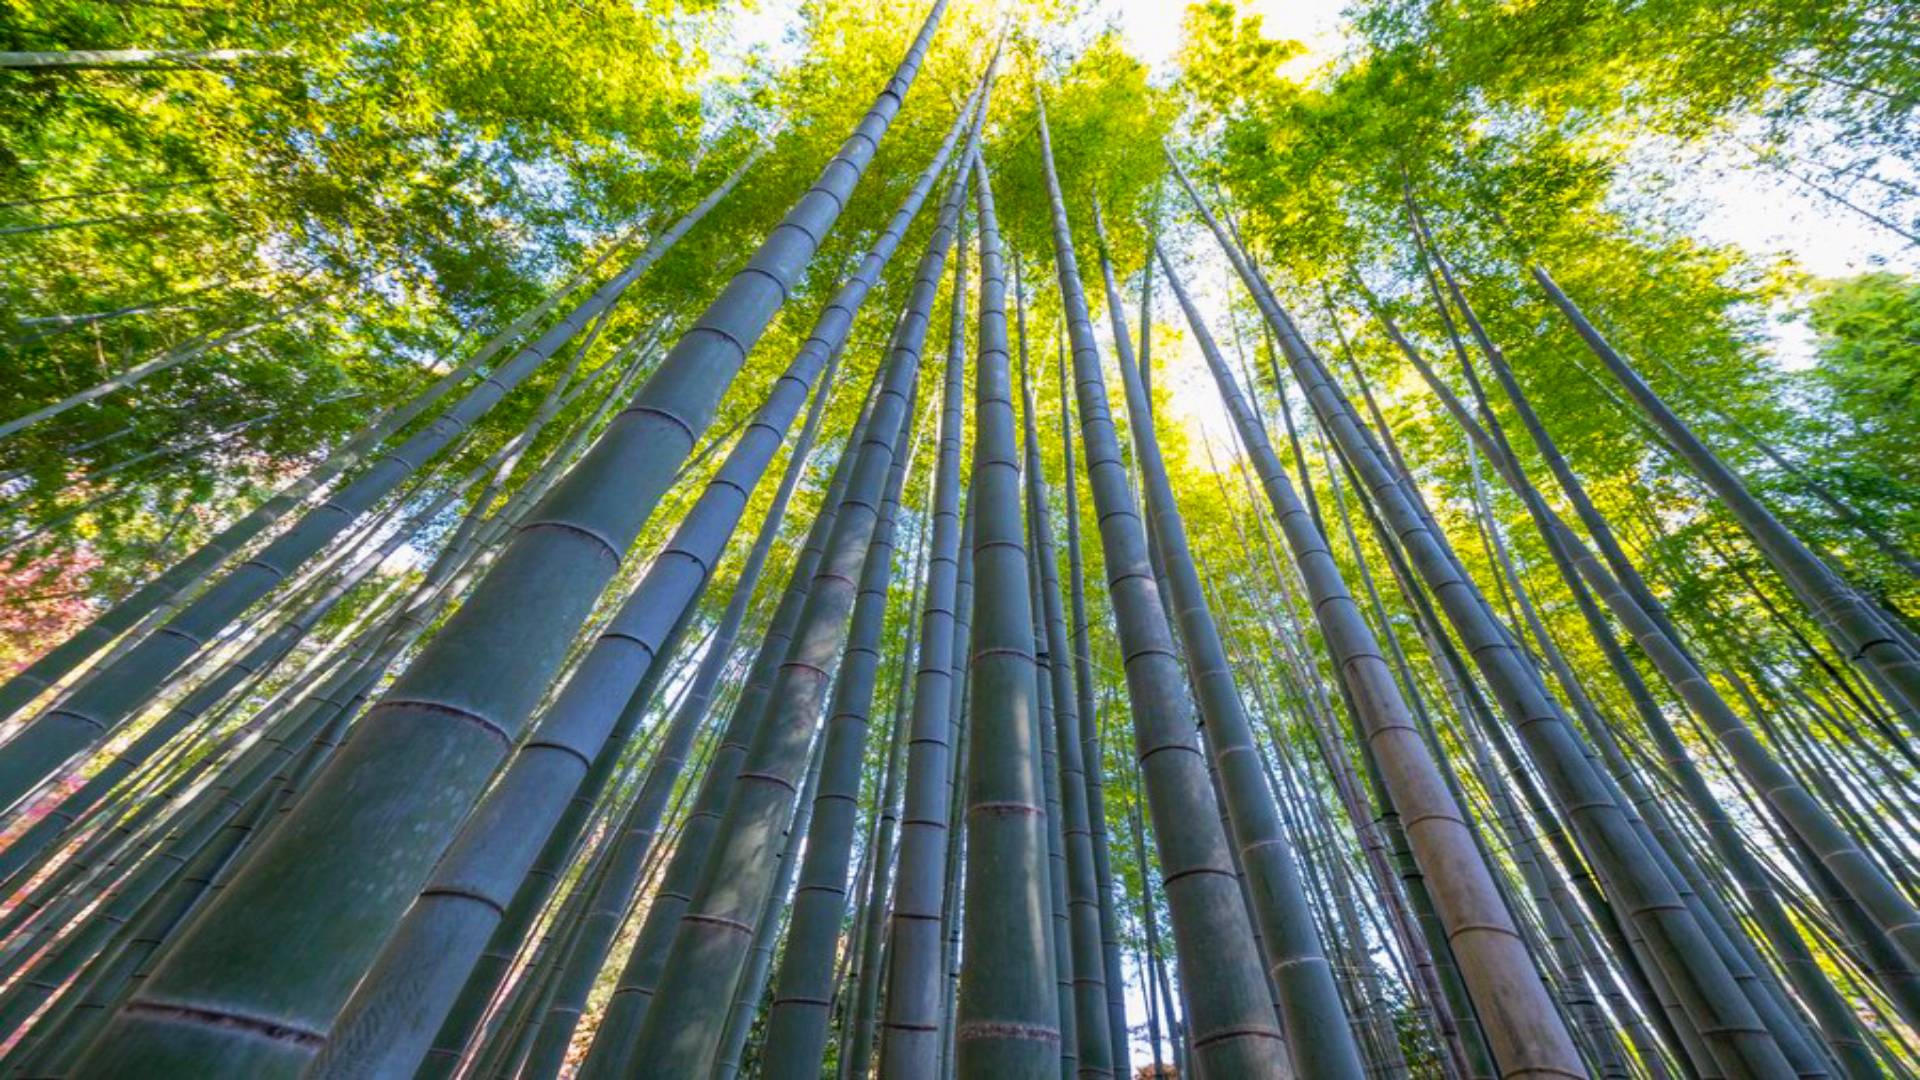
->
[1115,0,1347,72]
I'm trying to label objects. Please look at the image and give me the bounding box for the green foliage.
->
[0,0,727,579]
[1805,271,1920,481]
[993,31,1178,269]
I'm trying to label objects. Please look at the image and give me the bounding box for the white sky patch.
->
[1685,147,1917,282]
[1115,0,1349,75]
[1616,122,1918,371]
[716,0,806,76]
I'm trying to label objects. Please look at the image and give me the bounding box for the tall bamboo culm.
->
[1040,104,1289,1078]
[953,149,1063,1079]
[876,71,995,1069]
[1016,254,1115,1079]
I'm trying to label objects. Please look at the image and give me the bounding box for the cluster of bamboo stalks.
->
[0,3,1915,1077]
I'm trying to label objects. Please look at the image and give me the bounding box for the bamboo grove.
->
[0,0,1917,1076]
